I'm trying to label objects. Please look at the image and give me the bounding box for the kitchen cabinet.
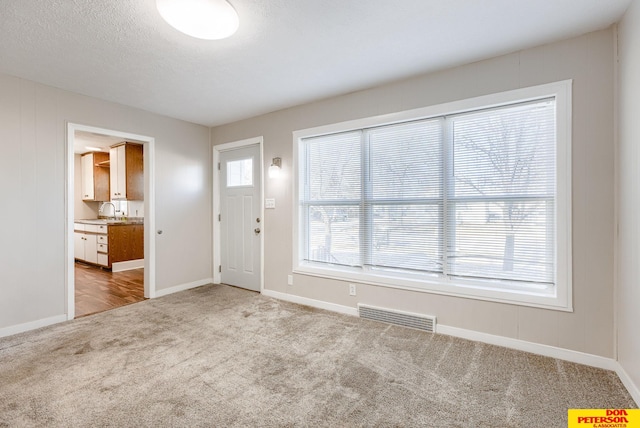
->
[81,152,110,201]
[109,143,143,200]
[74,223,102,264]
[74,221,143,268]
[97,239,108,266]
[108,223,144,266]
[96,224,109,266]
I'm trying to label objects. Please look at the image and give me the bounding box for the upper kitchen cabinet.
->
[109,143,143,201]
[81,152,110,201]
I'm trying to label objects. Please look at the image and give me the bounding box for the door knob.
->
[254,228,261,234]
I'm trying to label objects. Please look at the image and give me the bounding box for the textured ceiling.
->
[0,0,632,127]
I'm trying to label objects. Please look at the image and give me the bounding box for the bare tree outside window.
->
[306,131,361,265]
[297,83,571,308]
[301,99,556,285]
[450,101,555,282]
[368,120,442,272]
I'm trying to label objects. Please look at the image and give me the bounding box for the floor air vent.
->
[358,304,436,333]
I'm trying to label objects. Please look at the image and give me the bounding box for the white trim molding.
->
[436,324,617,371]
[262,290,637,405]
[0,315,68,339]
[154,278,214,298]
[262,289,359,316]
[111,259,144,272]
[264,289,613,370]
[66,122,157,315]
[439,324,638,406]
[616,365,640,406]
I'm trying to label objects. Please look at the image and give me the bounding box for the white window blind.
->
[302,131,361,266]
[447,100,556,285]
[295,81,572,309]
[368,119,443,273]
[300,99,556,290]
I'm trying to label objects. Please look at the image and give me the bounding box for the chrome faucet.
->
[101,202,117,220]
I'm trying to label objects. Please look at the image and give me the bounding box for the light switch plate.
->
[265,198,276,209]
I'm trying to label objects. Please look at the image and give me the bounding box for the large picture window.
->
[294,81,572,310]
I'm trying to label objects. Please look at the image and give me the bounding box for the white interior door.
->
[220,144,261,291]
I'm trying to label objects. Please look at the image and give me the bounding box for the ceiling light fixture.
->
[156,0,239,40]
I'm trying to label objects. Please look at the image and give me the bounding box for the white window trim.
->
[292,80,572,311]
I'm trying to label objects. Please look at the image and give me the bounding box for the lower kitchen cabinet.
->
[74,223,102,264]
[108,224,144,265]
[97,239,109,266]
[74,222,143,269]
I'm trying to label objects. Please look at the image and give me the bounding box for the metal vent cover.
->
[358,304,436,333]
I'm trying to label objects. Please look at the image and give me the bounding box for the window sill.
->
[293,261,572,312]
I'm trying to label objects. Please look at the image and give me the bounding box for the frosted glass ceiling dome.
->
[156,0,239,40]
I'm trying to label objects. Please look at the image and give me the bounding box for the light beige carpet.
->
[0,284,636,427]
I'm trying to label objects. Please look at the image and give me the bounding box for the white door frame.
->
[213,136,264,292]
[66,123,156,320]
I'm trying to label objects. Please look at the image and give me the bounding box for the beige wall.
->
[617,0,640,398]
[0,74,212,330]
[212,28,617,357]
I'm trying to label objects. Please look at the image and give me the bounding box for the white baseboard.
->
[154,278,213,298]
[1,287,636,406]
[615,364,640,406]
[436,324,618,371]
[0,314,68,339]
[260,290,640,404]
[0,278,213,338]
[262,289,359,316]
[111,259,144,272]
[260,290,617,372]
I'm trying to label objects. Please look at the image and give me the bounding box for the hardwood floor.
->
[75,262,146,318]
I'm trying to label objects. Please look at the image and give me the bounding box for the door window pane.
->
[227,158,253,187]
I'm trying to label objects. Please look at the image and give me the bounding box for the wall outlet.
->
[287,275,293,285]
[349,283,356,296]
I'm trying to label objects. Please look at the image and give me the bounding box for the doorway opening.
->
[66,123,156,320]
[213,137,264,292]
